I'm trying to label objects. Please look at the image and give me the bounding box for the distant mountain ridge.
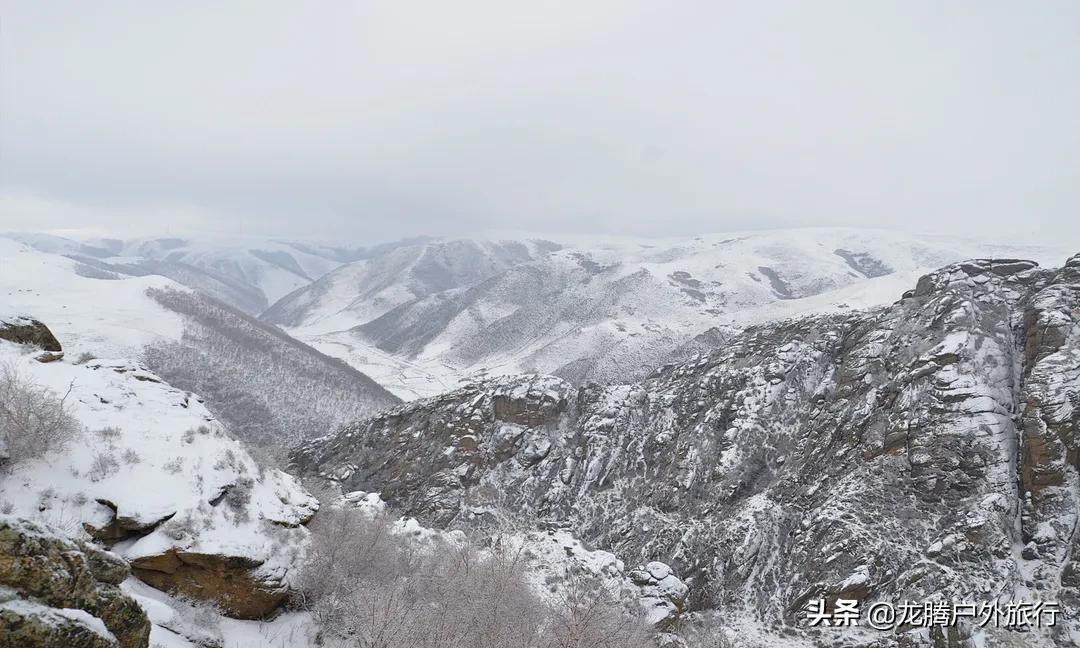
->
[260,228,1074,398]
[8,228,1074,404]
[4,232,431,316]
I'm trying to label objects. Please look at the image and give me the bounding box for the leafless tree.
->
[0,362,80,468]
[295,505,655,648]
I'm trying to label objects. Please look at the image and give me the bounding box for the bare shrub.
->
[677,618,739,648]
[121,448,141,464]
[73,352,97,365]
[548,571,655,648]
[162,513,200,541]
[162,457,183,474]
[242,440,283,476]
[212,448,239,472]
[0,363,80,468]
[36,487,56,510]
[87,451,120,482]
[295,506,654,648]
[224,477,254,523]
[95,426,122,443]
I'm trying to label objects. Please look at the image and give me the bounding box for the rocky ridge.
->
[294,253,1080,646]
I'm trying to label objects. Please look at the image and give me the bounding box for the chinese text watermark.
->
[804,599,1060,631]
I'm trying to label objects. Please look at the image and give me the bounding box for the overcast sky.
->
[2,1,1078,243]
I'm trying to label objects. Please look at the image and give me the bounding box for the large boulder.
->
[130,550,287,619]
[0,516,151,648]
[628,561,689,628]
[0,315,62,353]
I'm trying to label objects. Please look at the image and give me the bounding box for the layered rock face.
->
[130,551,289,619]
[0,516,151,648]
[294,255,1080,645]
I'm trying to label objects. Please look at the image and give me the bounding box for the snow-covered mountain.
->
[294,252,1080,647]
[0,237,400,444]
[6,231,1080,647]
[3,232,428,316]
[262,228,1073,399]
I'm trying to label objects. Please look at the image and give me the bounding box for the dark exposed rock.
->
[0,516,151,648]
[0,598,118,648]
[0,316,62,353]
[834,248,893,278]
[83,499,175,543]
[294,254,1080,645]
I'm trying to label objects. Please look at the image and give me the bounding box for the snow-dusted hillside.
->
[0,238,400,444]
[0,332,321,643]
[262,237,558,330]
[0,340,317,561]
[0,237,185,358]
[4,232,427,316]
[263,228,1073,399]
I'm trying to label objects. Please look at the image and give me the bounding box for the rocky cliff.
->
[293,254,1080,646]
[0,516,151,648]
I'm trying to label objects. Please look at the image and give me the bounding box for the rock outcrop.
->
[0,315,63,362]
[0,516,151,648]
[0,316,62,352]
[130,550,287,619]
[628,561,690,628]
[294,254,1080,646]
[0,347,319,625]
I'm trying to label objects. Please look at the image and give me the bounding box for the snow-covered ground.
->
[0,236,400,443]
[7,227,1073,400]
[117,235,347,306]
[3,232,358,312]
[123,579,323,648]
[0,342,317,568]
[5,228,1065,645]
[0,237,185,358]
[0,337,319,647]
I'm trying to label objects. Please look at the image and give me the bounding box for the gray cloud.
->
[2,1,1079,243]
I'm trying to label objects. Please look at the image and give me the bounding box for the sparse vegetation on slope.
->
[295,503,655,648]
[143,287,400,447]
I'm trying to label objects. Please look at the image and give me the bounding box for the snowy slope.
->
[267,228,1073,398]
[122,578,324,648]
[3,231,412,316]
[0,237,185,358]
[0,237,400,443]
[262,237,557,331]
[0,341,317,583]
[119,236,346,308]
